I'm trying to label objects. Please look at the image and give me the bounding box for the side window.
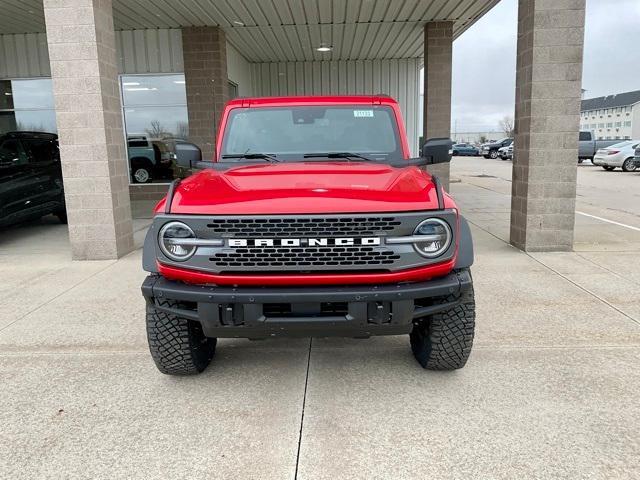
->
[0,139,27,166]
[21,138,59,163]
[578,132,591,141]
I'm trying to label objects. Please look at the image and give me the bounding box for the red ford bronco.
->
[141,95,475,375]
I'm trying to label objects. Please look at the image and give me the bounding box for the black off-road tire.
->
[410,282,475,370]
[146,299,217,375]
[489,150,499,159]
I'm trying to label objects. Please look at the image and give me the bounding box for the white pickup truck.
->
[578,131,619,163]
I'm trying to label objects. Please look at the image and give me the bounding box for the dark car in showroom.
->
[0,131,66,227]
[450,143,479,156]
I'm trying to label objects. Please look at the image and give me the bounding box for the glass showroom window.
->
[120,74,189,184]
[0,78,57,135]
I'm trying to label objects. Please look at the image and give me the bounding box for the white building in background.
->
[451,131,503,143]
[580,90,640,141]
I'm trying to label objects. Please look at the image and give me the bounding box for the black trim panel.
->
[141,269,472,339]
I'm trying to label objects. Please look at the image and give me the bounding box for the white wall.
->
[250,59,422,155]
[0,33,50,78]
[226,42,252,96]
[115,29,184,74]
[632,103,640,139]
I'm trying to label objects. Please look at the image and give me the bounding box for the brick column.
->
[182,27,229,162]
[510,0,585,251]
[423,21,454,189]
[44,0,133,260]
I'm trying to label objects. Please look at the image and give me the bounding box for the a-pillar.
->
[510,0,586,251]
[44,0,134,260]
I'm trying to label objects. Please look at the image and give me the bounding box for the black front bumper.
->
[141,270,472,339]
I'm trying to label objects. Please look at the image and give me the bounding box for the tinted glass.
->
[13,110,57,133]
[121,75,190,184]
[123,106,188,139]
[578,131,591,141]
[121,75,187,106]
[0,81,14,109]
[22,137,59,162]
[11,79,55,109]
[0,79,57,135]
[0,139,24,165]
[221,106,402,160]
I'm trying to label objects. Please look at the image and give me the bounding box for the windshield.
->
[220,105,402,161]
[607,141,633,149]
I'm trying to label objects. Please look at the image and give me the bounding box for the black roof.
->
[581,90,640,111]
[2,131,58,139]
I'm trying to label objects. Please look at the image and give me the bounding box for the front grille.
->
[154,211,458,274]
[210,246,401,269]
[205,217,401,237]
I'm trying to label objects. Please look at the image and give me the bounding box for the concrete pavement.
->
[1,159,639,479]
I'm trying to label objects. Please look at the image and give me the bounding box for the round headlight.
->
[158,221,196,261]
[413,218,452,258]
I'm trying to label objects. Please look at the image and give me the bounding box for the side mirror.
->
[421,137,453,164]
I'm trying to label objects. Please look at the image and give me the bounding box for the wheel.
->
[489,150,499,159]
[410,279,475,370]
[622,158,637,172]
[146,299,217,375]
[602,166,615,171]
[578,158,584,164]
[452,150,459,156]
[483,155,490,159]
[132,166,152,183]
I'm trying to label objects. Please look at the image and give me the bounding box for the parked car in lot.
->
[578,131,619,163]
[498,144,513,160]
[450,143,479,156]
[0,131,66,228]
[128,136,176,183]
[592,140,640,172]
[633,145,640,169]
[481,138,512,159]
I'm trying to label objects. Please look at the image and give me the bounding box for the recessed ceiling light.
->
[316,45,333,52]
[233,20,245,26]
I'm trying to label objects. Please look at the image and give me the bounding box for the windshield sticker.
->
[353,110,374,118]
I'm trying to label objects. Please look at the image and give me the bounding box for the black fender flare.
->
[142,224,158,273]
[455,215,474,269]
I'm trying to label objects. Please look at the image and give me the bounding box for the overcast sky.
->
[450,0,640,133]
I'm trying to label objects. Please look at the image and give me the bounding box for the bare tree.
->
[145,120,169,139]
[176,121,189,140]
[479,135,488,144]
[499,116,515,138]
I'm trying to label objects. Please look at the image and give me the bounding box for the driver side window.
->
[0,139,27,166]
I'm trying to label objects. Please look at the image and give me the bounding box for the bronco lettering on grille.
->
[228,237,381,247]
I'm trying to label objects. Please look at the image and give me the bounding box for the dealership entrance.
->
[0,0,587,258]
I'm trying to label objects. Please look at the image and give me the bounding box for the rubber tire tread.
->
[410,281,475,370]
[146,299,216,375]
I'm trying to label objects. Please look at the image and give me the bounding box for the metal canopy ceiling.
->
[0,0,499,62]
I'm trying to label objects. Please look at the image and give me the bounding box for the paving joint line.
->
[294,337,312,480]
[464,217,640,328]
[575,252,640,287]
[0,260,118,335]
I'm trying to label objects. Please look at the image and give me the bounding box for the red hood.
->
[161,162,443,215]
